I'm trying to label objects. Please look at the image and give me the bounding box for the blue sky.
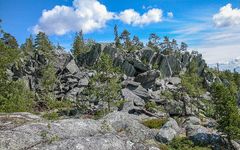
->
[1,0,240,64]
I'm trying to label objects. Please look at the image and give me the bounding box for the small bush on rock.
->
[169,137,211,150]
[43,112,59,120]
[142,118,167,129]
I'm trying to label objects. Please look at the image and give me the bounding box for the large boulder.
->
[64,59,80,74]
[186,124,222,146]
[121,88,145,109]
[134,70,160,88]
[101,112,156,143]
[121,61,136,76]
[155,118,180,143]
[77,43,102,66]
[138,47,156,63]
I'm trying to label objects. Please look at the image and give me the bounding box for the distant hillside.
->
[209,57,240,72]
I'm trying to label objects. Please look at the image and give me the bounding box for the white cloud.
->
[118,8,163,26]
[194,44,240,64]
[167,12,173,18]
[33,0,114,35]
[213,3,240,27]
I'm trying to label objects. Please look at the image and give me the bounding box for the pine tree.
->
[132,35,143,51]
[71,31,85,57]
[120,29,131,50]
[180,42,188,51]
[114,25,121,48]
[1,32,18,49]
[147,33,160,51]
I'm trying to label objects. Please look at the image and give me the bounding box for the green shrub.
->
[158,144,169,150]
[142,118,167,129]
[201,99,215,118]
[145,101,157,111]
[43,112,59,120]
[169,137,211,150]
[181,74,205,97]
[113,99,127,109]
[47,98,72,110]
[0,80,34,113]
[161,90,174,100]
[94,109,108,120]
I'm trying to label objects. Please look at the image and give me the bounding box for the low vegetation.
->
[142,118,167,129]
[168,137,211,150]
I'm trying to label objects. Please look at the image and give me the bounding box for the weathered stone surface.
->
[134,70,160,88]
[121,88,145,107]
[186,124,222,145]
[101,112,156,143]
[167,77,181,85]
[183,116,201,127]
[65,59,80,74]
[164,100,184,116]
[122,61,136,77]
[0,111,163,150]
[77,43,102,66]
[33,134,128,150]
[155,118,180,143]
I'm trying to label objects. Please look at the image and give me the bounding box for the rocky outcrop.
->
[76,44,206,78]
[0,112,160,150]
[155,118,180,143]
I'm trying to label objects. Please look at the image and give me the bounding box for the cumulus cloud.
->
[118,8,163,26]
[167,12,173,18]
[213,3,240,27]
[33,0,114,35]
[33,0,165,35]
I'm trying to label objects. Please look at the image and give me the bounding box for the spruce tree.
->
[212,83,240,146]
[21,35,34,55]
[34,32,53,55]
[71,30,85,57]
[0,33,34,112]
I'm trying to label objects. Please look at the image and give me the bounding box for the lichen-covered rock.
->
[186,124,222,146]
[33,134,129,150]
[134,70,160,88]
[101,112,157,143]
[121,88,145,108]
[155,118,180,143]
[0,112,159,150]
[77,43,102,66]
[183,116,201,127]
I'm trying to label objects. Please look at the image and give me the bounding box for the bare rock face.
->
[0,112,159,150]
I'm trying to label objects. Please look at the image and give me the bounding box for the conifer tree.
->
[212,83,240,147]
[131,35,143,51]
[180,42,188,51]
[71,30,85,57]
[34,32,53,54]
[114,25,121,48]
[21,35,34,54]
[147,33,160,51]
[1,32,18,49]
[120,29,131,50]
